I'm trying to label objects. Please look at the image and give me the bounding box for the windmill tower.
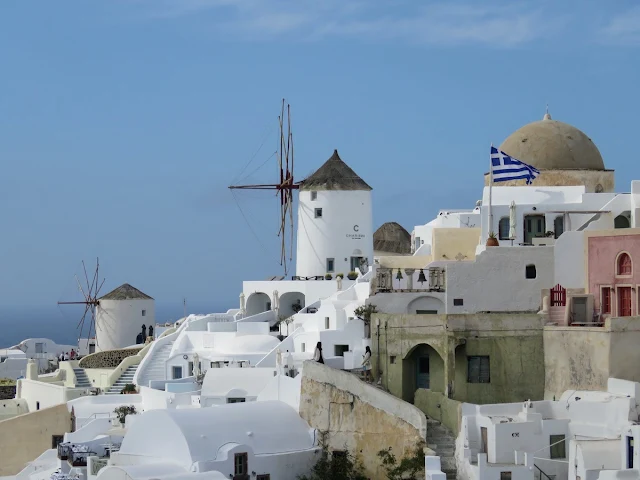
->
[58,259,154,352]
[296,150,373,278]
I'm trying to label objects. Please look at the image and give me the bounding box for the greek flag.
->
[491,146,540,184]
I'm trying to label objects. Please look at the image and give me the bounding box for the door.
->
[628,437,634,468]
[524,215,545,244]
[417,355,430,389]
[619,287,632,317]
[350,256,364,272]
[572,297,587,324]
[481,427,488,455]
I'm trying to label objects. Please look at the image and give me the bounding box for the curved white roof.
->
[215,335,280,354]
[201,368,276,397]
[118,401,316,467]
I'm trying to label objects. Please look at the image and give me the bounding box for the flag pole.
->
[489,144,493,237]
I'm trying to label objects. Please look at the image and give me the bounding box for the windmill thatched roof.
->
[374,222,411,255]
[99,283,153,301]
[300,150,372,191]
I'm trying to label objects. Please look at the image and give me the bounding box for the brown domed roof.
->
[300,150,371,191]
[499,113,605,171]
[374,222,411,254]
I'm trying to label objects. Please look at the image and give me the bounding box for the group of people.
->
[313,342,373,382]
[58,349,77,362]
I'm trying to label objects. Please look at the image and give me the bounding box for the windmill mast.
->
[229,99,298,276]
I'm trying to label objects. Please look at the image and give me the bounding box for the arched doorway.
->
[407,296,445,314]
[402,343,445,403]
[278,292,305,318]
[246,293,271,317]
[615,214,631,229]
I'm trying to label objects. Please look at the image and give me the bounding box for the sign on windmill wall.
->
[347,224,365,239]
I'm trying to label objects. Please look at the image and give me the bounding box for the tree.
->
[298,438,367,480]
[377,441,426,480]
[353,304,378,325]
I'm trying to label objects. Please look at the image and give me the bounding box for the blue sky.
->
[1,0,640,309]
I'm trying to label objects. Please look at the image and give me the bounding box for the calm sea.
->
[0,302,230,348]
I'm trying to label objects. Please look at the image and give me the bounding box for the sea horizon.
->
[0,301,232,348]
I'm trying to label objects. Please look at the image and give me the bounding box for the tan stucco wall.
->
[431,228,479,262]
[544,316,640,399]
[414,389,461,433]
[299,360,426,479]
[483,169,614,193]
[376,254,433,269]
[0,403,71,475]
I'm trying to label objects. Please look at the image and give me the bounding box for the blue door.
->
[417,355,430,389]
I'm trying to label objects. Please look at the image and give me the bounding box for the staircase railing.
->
[535,464,553,480]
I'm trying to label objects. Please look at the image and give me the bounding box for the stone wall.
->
[0,385,16,399]
[79,347,143,369]
[299,360,426,479]
[0,403,71,475]
[414,389,462,433]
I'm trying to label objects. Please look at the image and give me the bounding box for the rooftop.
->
[99,283,153,301]
[300,149,371,191]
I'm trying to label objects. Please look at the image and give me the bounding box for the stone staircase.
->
[548,305,565,325]
[105,365,139,395]
[136,341,173,388]
[427,417,457,480]
[73,368,91,388]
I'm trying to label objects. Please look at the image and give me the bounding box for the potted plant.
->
[347,271,358,280]
[120,383,137,395]
[114,405,137,425]
[336,273,344,279]
[486,232,499,247]
[325,273,333,280]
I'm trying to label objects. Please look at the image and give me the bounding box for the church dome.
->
[499,112,605,171]
[374,222,411,255]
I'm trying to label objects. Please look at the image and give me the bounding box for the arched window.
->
[615,215,630,229]
[498,217,510,240]
[617,253,632,276]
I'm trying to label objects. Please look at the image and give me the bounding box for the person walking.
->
[361,346,372,382]
[313,342,324,364]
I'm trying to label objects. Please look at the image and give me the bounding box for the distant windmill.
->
[229,99,299,276]
[58,258,105,345]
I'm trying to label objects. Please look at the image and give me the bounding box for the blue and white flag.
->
[490,146,540,185]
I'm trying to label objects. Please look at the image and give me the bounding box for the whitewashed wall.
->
[96,298,155,352]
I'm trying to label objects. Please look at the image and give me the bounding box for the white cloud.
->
[601,6,640,45]
[140,0,562,47]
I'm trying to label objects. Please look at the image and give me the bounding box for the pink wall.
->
[588,234,640,316]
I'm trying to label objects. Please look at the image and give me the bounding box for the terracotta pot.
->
[486,237,499,247]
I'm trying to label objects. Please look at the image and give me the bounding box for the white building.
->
[95,284,155,353]
[296,149,373,278]
[456,378,640,480]
[0,338,76,380]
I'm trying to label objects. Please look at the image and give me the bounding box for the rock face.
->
[0,385,16,399]
[79,347,143,369]
[299,360,427,479]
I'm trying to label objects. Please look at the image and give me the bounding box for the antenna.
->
[229,99,298,276]
[58,258,105,347]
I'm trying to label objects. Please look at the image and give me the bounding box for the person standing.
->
[313,342,324,364]
[361,346,372,382]
[285,350,294,377]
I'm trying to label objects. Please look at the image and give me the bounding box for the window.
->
[550,434,566,459]
[498,217,510,240]
[415,236,421,252]
[334,345,349,356]
[227,398,246,403]
[615,215,631,229]
[311,191,317,201]
[257,475,271,480]
[266,301,272,311]
[326,258,335,273]
[35,343,44,354]
[617,253,632,276]
[554,216,564,238]
[172,366,183,379]
[142,309,146,316]
[36,401,40,410]
[188,361,194,376]
[314,208,323,218]
[301,343,306,352]
[234,452,248,476]
[601,287,611,314]
[500,473,512,480]
[619,287,632,317]
[453,298,464,306]
[525,264,536,279]
[390,356,396,364]
[325,317,330,329]
[416,310,438,314]
[467,356,490,383]
[51,435,64,448]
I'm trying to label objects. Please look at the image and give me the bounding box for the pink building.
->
[587,230,640,318]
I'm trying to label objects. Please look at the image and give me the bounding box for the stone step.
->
[440,457,457,471]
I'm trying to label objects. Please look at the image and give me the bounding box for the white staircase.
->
[427,418,457,480]
[105,365,138,395]
[136,342,173,388]
[73,368,91,388]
